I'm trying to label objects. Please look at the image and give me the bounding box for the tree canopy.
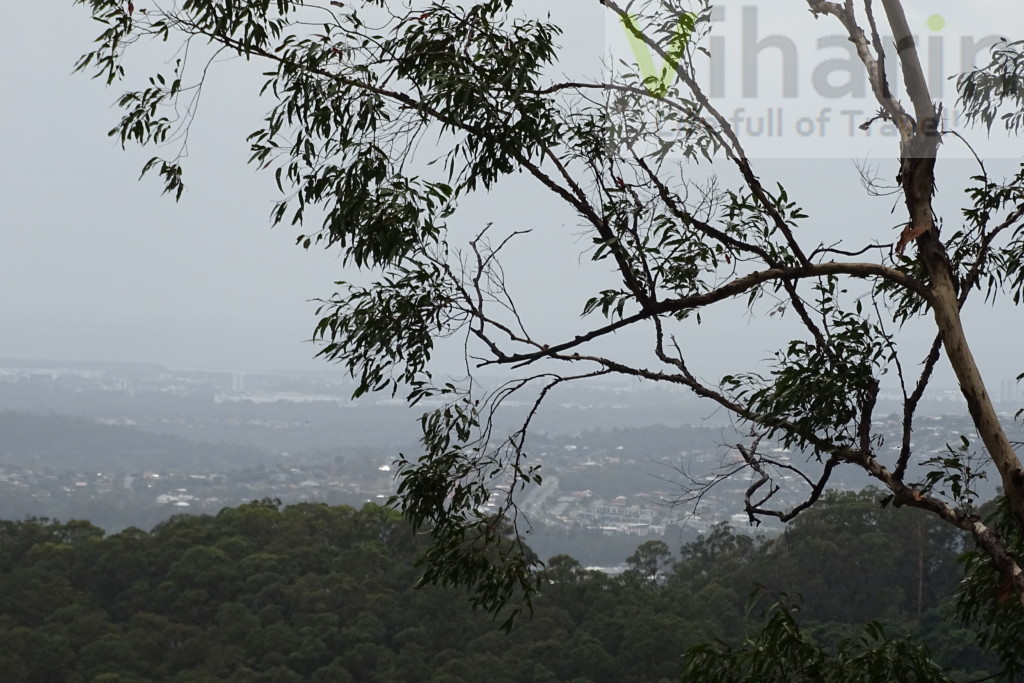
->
[0,492,1002,681]
[73,0,1024,649]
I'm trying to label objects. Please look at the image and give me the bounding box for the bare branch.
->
[805,0,913,136]
[482,259,931,369]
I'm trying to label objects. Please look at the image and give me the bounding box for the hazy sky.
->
[1,2,1021,390]
[1,5,344,370]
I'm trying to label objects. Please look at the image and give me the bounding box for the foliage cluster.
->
[0,490,1004,682]
[70,0,1024,624]
[68,0,1024,670]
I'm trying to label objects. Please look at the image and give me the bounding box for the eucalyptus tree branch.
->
[893,340,944,481]
[600,0,811,268]
[637,153,841,368]
[809,242,890,260]
[76,0,1024,616]
[173,9,651,306]
[858,379,879,453]
[960,203,1024,306]
[660,461,746,516]
[742,447,841,524]
[842,444,1024,606]
[878,0,936,125]
[801,0,1024,601]
[476,260,929,370]
[895,202,1024,480]
[636,258,933,319]
[600,1,850,371]
[893,201,1023,482]
[804,0,911,134]
[862,0,892,101]
[633,155,774,264]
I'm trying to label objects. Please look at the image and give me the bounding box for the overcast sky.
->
[1,5,343,370]
[1,2,1021,390]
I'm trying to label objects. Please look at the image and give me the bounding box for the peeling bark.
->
[806,0,1024,607]
[880,0,1024,603]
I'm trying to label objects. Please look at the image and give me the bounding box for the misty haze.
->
[3,1,1024,681]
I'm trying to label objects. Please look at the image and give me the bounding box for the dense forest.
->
[0,489,1001,681]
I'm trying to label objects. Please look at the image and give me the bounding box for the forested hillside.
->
[0,489,997,682]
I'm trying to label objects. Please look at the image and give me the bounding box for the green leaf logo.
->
[621,12,696,98]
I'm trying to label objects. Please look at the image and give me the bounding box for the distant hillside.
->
[0,412,266,471]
